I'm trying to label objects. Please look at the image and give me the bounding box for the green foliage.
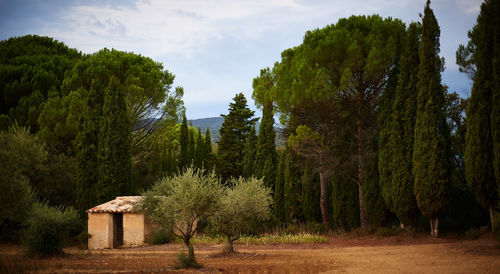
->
[242,125,258,178]
[210,177,273,252]
[175,251,201,269]
[363,152,392,229]
[0,35,81,131]
[274,151,286,223]
[331,173,359,231]
[23,202,80,256]
[75,81,102,214]
[0,126,40,241]
[217,93,257,181]
[98,76,132,202]
[283,149,301,222]
[413,1,451,234]
[375,226,403,238]
[179,114,189,169]
[465,227,482,240]
[255,104,277,188]
[141,168,223,264]
[301,166,321,224]
[148,228,173,245]
[462,0,500,229]
[389,22,421,228]
[266,15,405,229]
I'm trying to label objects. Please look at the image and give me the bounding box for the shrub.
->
[375,226,403,238]
[148,228,173,245]
[23,202,80,256]
[465,228,482,240]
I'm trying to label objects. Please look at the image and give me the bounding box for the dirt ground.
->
[1,233,499,273]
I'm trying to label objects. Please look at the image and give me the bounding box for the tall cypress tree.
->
[390,22,421,229]
[179,114,189,170]
[217,93,257,181]
[204,128,213,170]
[242,125,258,177]
[463,0,499,227]
[188,123,195,165]
[413,0,451,238]
[195,127,204,169]
[76,80,103,213]
[98,76,132,202]
[274,151,285,223]
[255,104,277,188]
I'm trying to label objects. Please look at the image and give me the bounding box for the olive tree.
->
[140,168,222,267]
[211,177,272,253]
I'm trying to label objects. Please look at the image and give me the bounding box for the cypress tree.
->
[390,22,421,229]
[378,47,399,214]
[217,93,257,181]
[204,128,213,170]
[195,127,204,169]
[188,123,195,165]
[301,165,320,223]
[464,0,499,227]
[413,0,451,238]
[98,76,132,202]
[242,125,258,177]
[283,149,301,222]
[255,104,277,188]
[331,171,360,231]
[76,80,103,213]
[274,151,286,223]
[179,114,189,170]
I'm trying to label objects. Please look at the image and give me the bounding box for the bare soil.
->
[1,233,499,273]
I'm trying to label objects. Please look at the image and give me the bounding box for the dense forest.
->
[1,0,499,249]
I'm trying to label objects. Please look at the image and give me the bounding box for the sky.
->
[0,0,482,119]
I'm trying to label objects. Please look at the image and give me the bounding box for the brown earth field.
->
[1,233,499,273]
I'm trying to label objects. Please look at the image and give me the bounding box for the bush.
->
[148,228,173,245]
[175,252,201,269]
[375,226,403,238]
[465,228,482,240]
[23,202,80,256]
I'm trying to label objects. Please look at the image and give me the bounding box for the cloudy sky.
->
[0,0,481,119]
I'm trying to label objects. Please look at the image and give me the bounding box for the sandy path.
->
[1,235,499,273]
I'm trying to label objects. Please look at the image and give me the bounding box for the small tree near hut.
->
[211,177,272,253]
[141,168,222,267]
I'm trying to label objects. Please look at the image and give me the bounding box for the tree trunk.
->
[319,169,330,228]
[490,207,495,231]
[225,236,235,253]
[184,238,195,262]
[429,216,439,238]
[356,120,368,230]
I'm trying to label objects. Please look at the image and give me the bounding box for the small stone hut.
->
[87,196,154,249]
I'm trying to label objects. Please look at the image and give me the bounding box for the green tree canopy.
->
[0,35,81,131]
[217,93,257,181]
[210,177,272,253]
[413,0,451,238]
[262,15,405,228]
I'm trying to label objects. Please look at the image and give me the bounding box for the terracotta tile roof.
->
[87,196,144,213]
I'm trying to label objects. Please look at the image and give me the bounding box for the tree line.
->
[1,0,499,246]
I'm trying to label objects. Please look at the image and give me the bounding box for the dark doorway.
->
[113,213,123,248]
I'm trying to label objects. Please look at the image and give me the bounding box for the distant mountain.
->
[188,116,225,142]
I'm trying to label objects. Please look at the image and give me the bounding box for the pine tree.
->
[179,114,189,170]
[255,104,277,188]
[98,76,132,202]
[242,125,258,177]
[217,93,258,181]
[413,0,451,238]
[464,0,499,227]
[390,22,421,229]
[274,151,285,223]
[76,80,103,213]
